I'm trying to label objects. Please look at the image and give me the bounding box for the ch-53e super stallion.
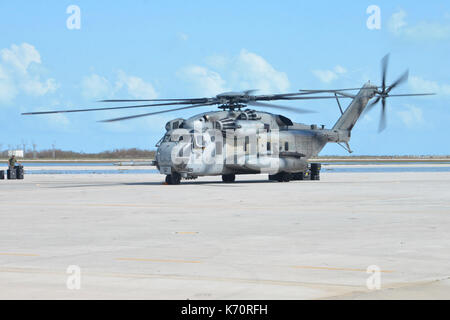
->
[23,55,433,184]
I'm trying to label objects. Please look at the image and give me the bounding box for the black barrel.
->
[0,170,4,180]
[16,166,24,180]
[310,163,322,174]
[7,169,17,180]
[310,163,321,181]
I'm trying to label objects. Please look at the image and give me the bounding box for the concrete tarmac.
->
[0,169,449,299]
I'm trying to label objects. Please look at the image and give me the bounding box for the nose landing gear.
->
[165,172,181,185]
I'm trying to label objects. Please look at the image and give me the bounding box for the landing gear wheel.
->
[222,174,236,183]
[165,172,181,185]
[271,172,291,182]
[282,172,292,182]
[292,172,304,180]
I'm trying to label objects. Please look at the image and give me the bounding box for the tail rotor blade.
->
[386,70,409,94]
[364,96,381,115]
[378,98,387,132]
[381,54,389,92]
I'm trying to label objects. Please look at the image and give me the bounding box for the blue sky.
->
[0,1,449,155]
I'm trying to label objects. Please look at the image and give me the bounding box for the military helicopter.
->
[23,55,433,184]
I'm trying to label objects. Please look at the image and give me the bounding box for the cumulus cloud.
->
[397,104,424,127]
[232,49,290,93]
[0,43,58,103]
[312,65,347,83]
[409,75,450,95]
[177,32,189,41]
[81,71,158,100]
[179,49,290,95]
[81,74,112,99]
[178,65,228,96]
[115,70,158,99]
[388,9,450,40]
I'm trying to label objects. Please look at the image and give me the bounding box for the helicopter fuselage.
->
[154,109,349,180]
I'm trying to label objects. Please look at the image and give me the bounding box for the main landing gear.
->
[222,174,236,183]
[268,163,321,182]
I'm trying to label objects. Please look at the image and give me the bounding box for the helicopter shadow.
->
[122,179,275,186]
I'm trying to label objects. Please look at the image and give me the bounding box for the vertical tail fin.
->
[332,82,378,131]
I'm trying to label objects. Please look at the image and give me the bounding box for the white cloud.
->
[115,70,157,99]
[397,104,424,127]
[388,9,450,40]
[205,54,230,70]
[178,65,229,96]
[81,74,112,99]
[179,49,290,95]
[312,65,347,83]
[0,43,58,103]
[233,49,290,93]
[178,32,189,41]
[409,76,450,95]
[81,71,158,100]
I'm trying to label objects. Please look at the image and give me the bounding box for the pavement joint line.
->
[0,266,362,290]
[175,232,199,234]
[3,202,271,209]
[116,258,202,264]
[0,253,40,257]
[292,265,394,273]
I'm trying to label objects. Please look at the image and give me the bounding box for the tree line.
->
[0,148,156,160]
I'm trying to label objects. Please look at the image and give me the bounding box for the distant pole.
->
[32,143,37,159]
[22,140,26,159]
[52,143,56,159]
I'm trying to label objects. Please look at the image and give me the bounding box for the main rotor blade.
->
[277,95,354,101]
[98,98,208,103]
[247,101,316,114]
[21,100,211,115]
[381,54,389,92]
[384,93,435,97]
[99,102,216,122]
[386,70,409,94]
[298,87,381,93]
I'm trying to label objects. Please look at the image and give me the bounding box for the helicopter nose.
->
[158,144,174,164]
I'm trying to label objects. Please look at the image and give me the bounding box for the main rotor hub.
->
[217,103,247,111]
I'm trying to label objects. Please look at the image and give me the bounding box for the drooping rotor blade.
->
[247,101,316,114]
[98,98,209,103]
[277,95,354,101]
[99,102,217,122]
[386,70,409,94]
[298,87,381,93]
[21,100,208,115]
[251,92,319,101]
[381,53,389,91]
